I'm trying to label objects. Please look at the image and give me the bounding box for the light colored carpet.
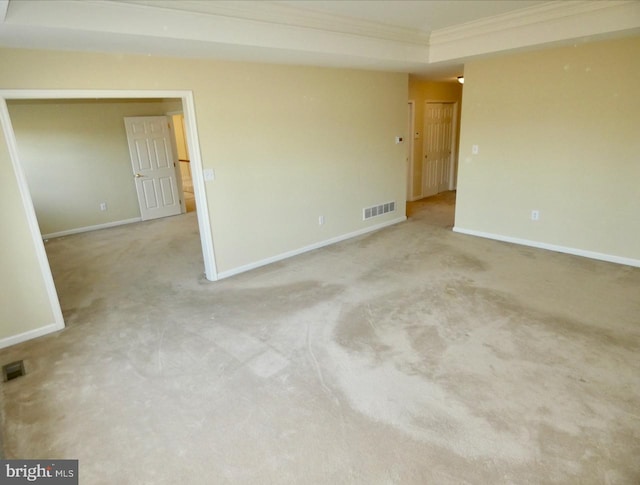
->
[1,191,639,484]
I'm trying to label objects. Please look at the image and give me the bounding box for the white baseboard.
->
[218,216,407,280]
[42,217,142,239]
[452,227,640,268]
[0,321,63,350]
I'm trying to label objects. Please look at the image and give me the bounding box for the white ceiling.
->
[0,0,638,80]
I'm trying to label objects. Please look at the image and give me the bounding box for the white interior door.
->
[407,101,415,201]
[124,116,181,221]
[438,104,454,193]
[423,102,454,197]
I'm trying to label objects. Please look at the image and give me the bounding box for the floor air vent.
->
[3,360,25,382]
[363,201,396,220]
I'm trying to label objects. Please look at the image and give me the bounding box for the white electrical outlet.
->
[318,215,325,225]
[472,144,479,155]
[99,202,107,211]
[531,210,540,221]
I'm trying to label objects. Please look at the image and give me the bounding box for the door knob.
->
[134,173,144,178]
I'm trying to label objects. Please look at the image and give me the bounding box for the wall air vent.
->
[363,201,396,220]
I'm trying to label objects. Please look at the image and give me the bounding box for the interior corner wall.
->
[407,78,463,200]
[454,35,640,264]
[0,47,408,347]
[7,99,180,236]
[0,120,57,343]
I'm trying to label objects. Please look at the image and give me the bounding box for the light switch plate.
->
[203,169,215,181]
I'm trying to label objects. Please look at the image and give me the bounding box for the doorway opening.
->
[422,101,458,199]
[0,89,218,346]
[406,99,460,222]
[168,112,196,213]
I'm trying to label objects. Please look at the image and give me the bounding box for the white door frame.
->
[424,99,459,194]
[0,89,219,336]
[448,101,459,191]
[406,100,415,202]
[166,111,187,214]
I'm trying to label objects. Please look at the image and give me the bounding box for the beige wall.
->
[8,99,180,236]
[407,78,463,200]
[455,35,640,262]
[0,123,57,339]
[0,47,407,344]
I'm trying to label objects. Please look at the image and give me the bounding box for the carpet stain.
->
[440,251,488,272]
[61,297,108,325]
[330,279,640,474]
[200,280,344,325]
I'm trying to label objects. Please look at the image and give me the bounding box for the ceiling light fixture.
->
[457,76,464,84]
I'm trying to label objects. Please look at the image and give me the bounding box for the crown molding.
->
[429,0,640,62]
[1,0,637,75]
[1,0,431,70]
[431,1,634,44]
[111,0,431,45]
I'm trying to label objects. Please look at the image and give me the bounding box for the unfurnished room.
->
[0,1,639,483]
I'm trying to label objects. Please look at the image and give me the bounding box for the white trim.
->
[218,216,407,280]
[165,113,187,214]
[89,0,431,45]
[0,98,65,335]
[0,322,62,350]
[5,0,430,73]
[449,101,459,191]
[406,100,415,202]
[42,217,142,239]
[431,1,633,45]
[429,0,640,63]
[0,0,8,23]
[452,227,640,268]
[182,93,218,281]
[3,1,637,74]
[0,89,191,99]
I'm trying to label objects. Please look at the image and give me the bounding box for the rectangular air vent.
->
[363,201,396,220]
[3,360,25,381]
